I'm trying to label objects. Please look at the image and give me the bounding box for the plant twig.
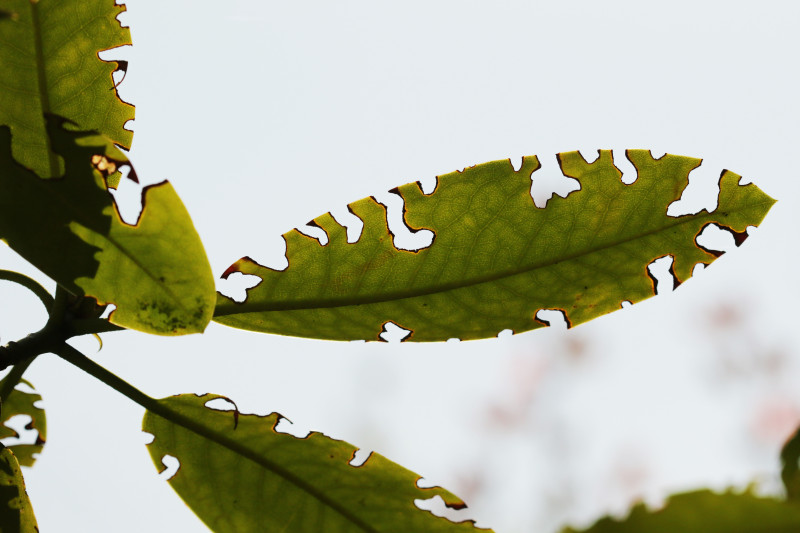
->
[0,270,53,311]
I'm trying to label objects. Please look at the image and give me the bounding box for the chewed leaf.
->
[0,115,215,335]
[143,394,489,533]
[0,445,38,532]
[215,150,775,341]
[0,379,46,468]
[562,489,800,532]
[0,0,133,178]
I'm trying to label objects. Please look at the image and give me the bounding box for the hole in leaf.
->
[577,149,601,164]
[204,397,238,412]
[696,223,740,257]
[158,454,180,481]
[614,150,637,184]
[330,206,364,244]
[667,162,721,217]
[446,338,461,343]
[379,321,412,342]
[100,304,116,319]
[530,156,580,208]
[217,272,262,303]
[106,172,144,226]
[510,156,523,172]
[647,255,678,294]
[651,149,667,159]
[373,191,434,251]
[295,222,329,246]
[13,382,36,395]
[535,309,570,329]
[141,431,155,445]
[414,495,475,524]
[123,119,134,133]
[497,328,513,339]
[692,263,707,277]
[0,415,38,447]
[417,175,437,195]
[273,417,312,439]
[349,448,372,467]
[621,300,632,309]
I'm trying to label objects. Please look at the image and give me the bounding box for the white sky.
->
[2,0,800,532]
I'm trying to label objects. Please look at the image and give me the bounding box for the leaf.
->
[215,150,775,341]
[561,489,800,532]
[0,379,46,468]
[0,445,38,533]
[143,393,489,533]
[0,0,133,178]
[0,115,215,335]
[782,424,800,500]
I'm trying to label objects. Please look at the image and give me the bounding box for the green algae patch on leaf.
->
[0,116,215,335]
[0,379,45,468]
[0,446,38,533]
[143,394,488,533]
[0,0,133,178]
[562,489,800,533]
[215,150,775,341]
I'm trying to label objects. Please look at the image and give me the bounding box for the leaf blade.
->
[0,116,215,335]
[0,0,133,178]
[143,394,488,533]
[562,489,800,532]
[215,150,775,341]
[0,445,38,533]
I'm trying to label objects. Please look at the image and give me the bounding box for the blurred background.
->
[1,0,799,531]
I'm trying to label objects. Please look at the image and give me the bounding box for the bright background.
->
[1,1,799,531]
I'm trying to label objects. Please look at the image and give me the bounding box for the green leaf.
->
[214,150,775,341]
[0,379,45,468]
[0,115,215,335]
[782,425,800,500]
[561,489,800,532]
[0,0,133,178]
[0,445,38,533]
[143,393,488,533]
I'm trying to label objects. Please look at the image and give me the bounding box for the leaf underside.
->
[0,446,38,533]
[0,379,46,468]
[0,116,215,335]
[0,0,133,178]
[215,150,774,341]
[143,394,488,533]
[562,489,800,532]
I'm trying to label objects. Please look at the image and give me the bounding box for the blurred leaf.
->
[0,445,38,533]
[0,379,45,468]
[562,489,800,532]
[782,425,800,500]
[215,150,774,341]
[0,0,133,178]
[0,116,215,335]
[143,394,488,533]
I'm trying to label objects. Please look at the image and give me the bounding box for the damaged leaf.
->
[143,393,487,533]
[561,489,800,532]
[215,150,775,341]
[0,0,133,178]
[0,379,46,468]
[0,116,215,335]
[0,445,38,533]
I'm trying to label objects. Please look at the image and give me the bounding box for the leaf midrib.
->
[215,199,769,317]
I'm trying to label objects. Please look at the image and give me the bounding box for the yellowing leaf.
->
[143,394,488,533]
[0,446,38,533]
[215,150,775,341]
[0,116,215,335]
[0,0,133,178]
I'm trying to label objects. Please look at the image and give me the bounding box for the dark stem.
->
[0,270,53,311]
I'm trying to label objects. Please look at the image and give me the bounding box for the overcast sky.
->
[2,1,800,532]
